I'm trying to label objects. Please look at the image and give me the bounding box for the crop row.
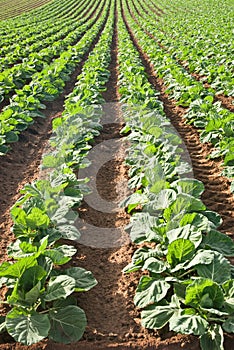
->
[122,0,234,188]
[0,0,51,20]
[136,0,234,96]
[0,0,109,155]
[117,2,234,349]
[0,0,98,70]
[0,1,115,345]
[0,0,99,100]
[0,0,78,31]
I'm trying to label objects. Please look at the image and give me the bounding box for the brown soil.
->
[0,2,233,350]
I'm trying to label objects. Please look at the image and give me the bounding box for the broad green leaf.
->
[185,278,224,309]
[26,208,50,229]
[0,256,37,278]
[44,275,75,301]
[18,266,47,293]
[179,212,212,231]
[145,162,167,194]
[202,230,234,256]
[134,276,170,308]
[186,250,214,269]
[223,279,234,297]
[5,131,19,143]
[196,251,231,283]
[167,224,202,248]
[169,313,208,335]
[150,189,177,210]
[142,257,167,274]
[167,238,195,267]
[200,324,224,350]
[6,309,50,345]
[141,304,175,329]
[57,224,81,240]
[222,280,234,312]
[61,267,97,292]
[132,246,164,266]
[44,245,76,265]
[201,210,222,228]
[128,213,161,243]
[120,192,148,213]
[25,282,41,306]
[49,305,86,343]
[200,307,228,317]
[53,296,77,308]
[164,193,206,221]
[223,316,234,333]
[171,178,204,197]
[7,240,36,258]
[148,125,162,138]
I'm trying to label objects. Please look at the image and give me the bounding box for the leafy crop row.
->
[0,2,115,345]
[141,0,234,95]
[0,0,109,155]
[0,0,77,30]
[0,0,94,67]
[0,0,99,101]
[117,2,234,349]
[122,0,234,189]
[0,0,52,20]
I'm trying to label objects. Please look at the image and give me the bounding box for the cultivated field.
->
[0,0,233,349]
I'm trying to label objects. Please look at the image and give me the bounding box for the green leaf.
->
[167,224,202,248]
[57,224,81,240]
[167,238,195,268]
[179,212,213,231]
[128,213,161,243]
[49,305,87,343]
[44,275,75,301]
[26,208,50,229]
[5,131,19,143]
[202,230,234,256]
[142,257,167,274]
[202,211,222,228]
[186,250,214,269]
[196,251,231,283]
[134,276,170,308]
[169,313,208,335]
[148,125,162,138]
[223,316,234,333]
[200,324,224,350]
[44,245,76,265]
[61,267,97,292]
[185,278,224,309]
[0,256,37,278]
[222,280,234,312]
[120,192,148,213]
[141,304,175,329]
[52,296,77,309]
[171,178,204,197]
[6,309,50,345]
[16,266,47,305]
[18,266,47,293]
[164,193,206,220]
[150,189,177,210]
